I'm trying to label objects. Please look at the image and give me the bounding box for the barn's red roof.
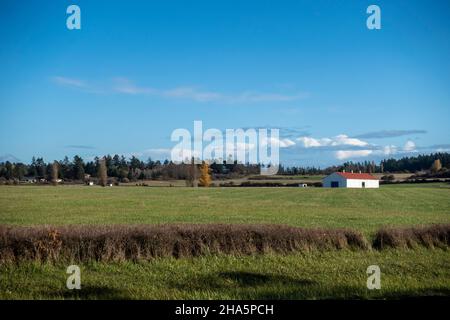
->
[336,172,378,180]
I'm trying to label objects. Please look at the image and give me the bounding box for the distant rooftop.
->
[336,172,378,180]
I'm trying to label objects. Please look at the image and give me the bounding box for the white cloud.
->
[296,134,368,148]
[279,138,296,148]
[261,137,296,148]
[382,145,397,155]
[331,134,368,147]
[333,140,417,160]
[335,150,373,160]
[403,140,416,152]
[296,136,323,148]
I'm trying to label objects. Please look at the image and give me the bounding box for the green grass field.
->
[1,249,449,299]
[1,185,449,235]
[1,184,449,299]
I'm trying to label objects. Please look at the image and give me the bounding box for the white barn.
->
[322,171,379,188]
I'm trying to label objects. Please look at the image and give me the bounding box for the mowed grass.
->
[0,185,449,235]
[1,249,449,299]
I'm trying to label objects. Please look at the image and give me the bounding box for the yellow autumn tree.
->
[431,159,442,173]
[198,161,212,187]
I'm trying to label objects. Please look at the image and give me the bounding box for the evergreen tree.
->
[5,162,13,180]
[72,155,85,181]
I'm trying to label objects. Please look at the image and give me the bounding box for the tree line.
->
[0,152,448,182]
[279,153,449,175]
[0,155,260,182]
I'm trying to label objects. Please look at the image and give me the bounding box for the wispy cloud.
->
[52,76,86,88]
[425,144,450,151]
[354,129,427,139]
[53,76,307,103]
[113,77,157,95]
[241,126,310,139]
[162,86,223,102]
[124,81,307,103]
[51,76,105,93]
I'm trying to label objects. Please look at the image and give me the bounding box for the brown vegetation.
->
[1,224,448,263]
[51,161,59,185]
[98,158,108,187]
[373,224,450,249]
[198,162,212,187]
[0,224,367,263]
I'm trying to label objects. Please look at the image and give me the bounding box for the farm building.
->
[322,171,379,188]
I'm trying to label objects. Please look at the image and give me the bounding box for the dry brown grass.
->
[373,224,450,249]
[2,224,448,263]
[0,224,368,263]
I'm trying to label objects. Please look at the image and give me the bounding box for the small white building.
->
[323,171,379,188]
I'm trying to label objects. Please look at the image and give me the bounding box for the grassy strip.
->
[1,186,449,235]
[1,249,449,299]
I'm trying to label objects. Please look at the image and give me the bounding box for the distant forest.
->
[0,152,449,182]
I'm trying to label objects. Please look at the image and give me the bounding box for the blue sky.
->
[1,0,449,167]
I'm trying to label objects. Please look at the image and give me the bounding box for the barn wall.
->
[346,179,379,188]
[322,174,379,188]
[322,173,347,188]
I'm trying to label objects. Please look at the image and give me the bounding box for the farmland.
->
[0,184,449,235]
[1,249,449,299]
[0,184,449,299]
